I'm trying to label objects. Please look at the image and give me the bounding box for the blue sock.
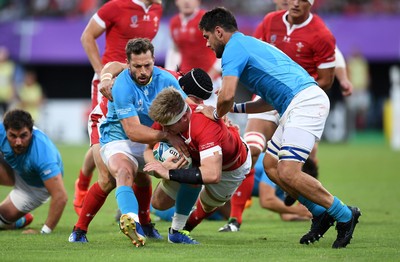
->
[115,185,139,215]
[175,184,201,216]
[327,196,351,223]
[152,206,175,222]
[298,195,326,217]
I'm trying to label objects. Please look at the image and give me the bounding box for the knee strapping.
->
[278,146,310,162]
[266,140,279,160]
[244,132,266,152]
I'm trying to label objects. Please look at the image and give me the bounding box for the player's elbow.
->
[219,93,235,105]
[202,170,222,184]
[54,191,68,209]
[80,31,92,48]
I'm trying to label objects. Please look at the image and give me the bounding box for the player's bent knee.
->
[200,191,226,213]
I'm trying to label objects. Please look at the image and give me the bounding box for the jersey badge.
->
[130,15,138,28]
[296,42,304,53]
[136,99,144,112]
[270,34,277,44]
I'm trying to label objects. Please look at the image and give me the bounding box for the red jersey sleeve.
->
[311,15,336,68]
[253,12,275,41]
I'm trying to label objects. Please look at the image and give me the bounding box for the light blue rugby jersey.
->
[222,32,317,115]
[0,125,63,188]
[100,66,187,145]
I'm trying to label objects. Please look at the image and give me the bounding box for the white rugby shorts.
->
[10,175,50,213]
[268,85,330,160]
[100,140,146,171]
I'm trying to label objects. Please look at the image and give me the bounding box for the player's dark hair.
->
[3,109,34,132]
[125,38,155,61]
[199,7,238,33]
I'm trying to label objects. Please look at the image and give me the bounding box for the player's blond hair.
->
[149,87,186,125]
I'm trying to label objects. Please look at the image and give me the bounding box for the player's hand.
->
[166,134,189,158]
[143,161,168,179]
[195,104,215,121]
[223,115,240,132]
[340,79,353,97]
[22,228,40,234]
[294,203,313,219]
[99,78,114,101]
[163,156,188,170]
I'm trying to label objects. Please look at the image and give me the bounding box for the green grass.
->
[1,132,400,261]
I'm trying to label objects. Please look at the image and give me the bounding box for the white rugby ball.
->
[153,142,192,169]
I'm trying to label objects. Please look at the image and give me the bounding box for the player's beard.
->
[214,43,225,59]
[12,145,27,154]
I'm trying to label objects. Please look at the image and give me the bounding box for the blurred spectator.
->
[0,46,16,117]
[17,69,44,122]
[345,48,370,132]
[1,0,400,19]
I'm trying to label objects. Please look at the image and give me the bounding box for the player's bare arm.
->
[99,62,127,101]
[81,18,105,76]
[217,75,239,118]
[316,67,335,91]
[234,98,274,114]
[121,117,189,156]
[43,174,68,231]
[335,67,353,96]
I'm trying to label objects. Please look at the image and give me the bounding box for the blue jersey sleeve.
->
[112,72,138,120]
[222,39,248,78]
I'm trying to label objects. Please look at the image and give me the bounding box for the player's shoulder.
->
[190,105,222,129]
[154,67,178,80]
[265,10,285,21]
[310,14,333,33]
[197,9,208,18]
[169,13,181,26]
[32,128,54,147]
[0,124,6,143]
[99,0,119,10]
[30,128,59,156]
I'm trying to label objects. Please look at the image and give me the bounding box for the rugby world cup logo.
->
[130,15,138,28]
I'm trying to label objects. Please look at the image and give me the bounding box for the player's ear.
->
[215,26,223,39]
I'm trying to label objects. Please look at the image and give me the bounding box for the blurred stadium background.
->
[0,0,399,147]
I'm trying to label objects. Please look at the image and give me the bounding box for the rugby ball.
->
[153,142,192,169]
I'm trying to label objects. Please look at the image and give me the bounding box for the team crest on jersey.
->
[296,42,304,52]
[270,34,277,44]
[136,99,144,112]
[153,16,159,27]
[130,15,138,28]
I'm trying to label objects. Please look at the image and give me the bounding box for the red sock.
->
[185,200,216,231]
[132,183,152,225]
[229,168,255,224]
[77,169,93,191]
[75,182,108,232]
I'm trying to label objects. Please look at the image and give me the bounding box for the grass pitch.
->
[1,132,399,261]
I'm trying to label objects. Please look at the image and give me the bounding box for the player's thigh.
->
[0,195,25,221]
[151,180,178,210]
[100,140,144,178]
